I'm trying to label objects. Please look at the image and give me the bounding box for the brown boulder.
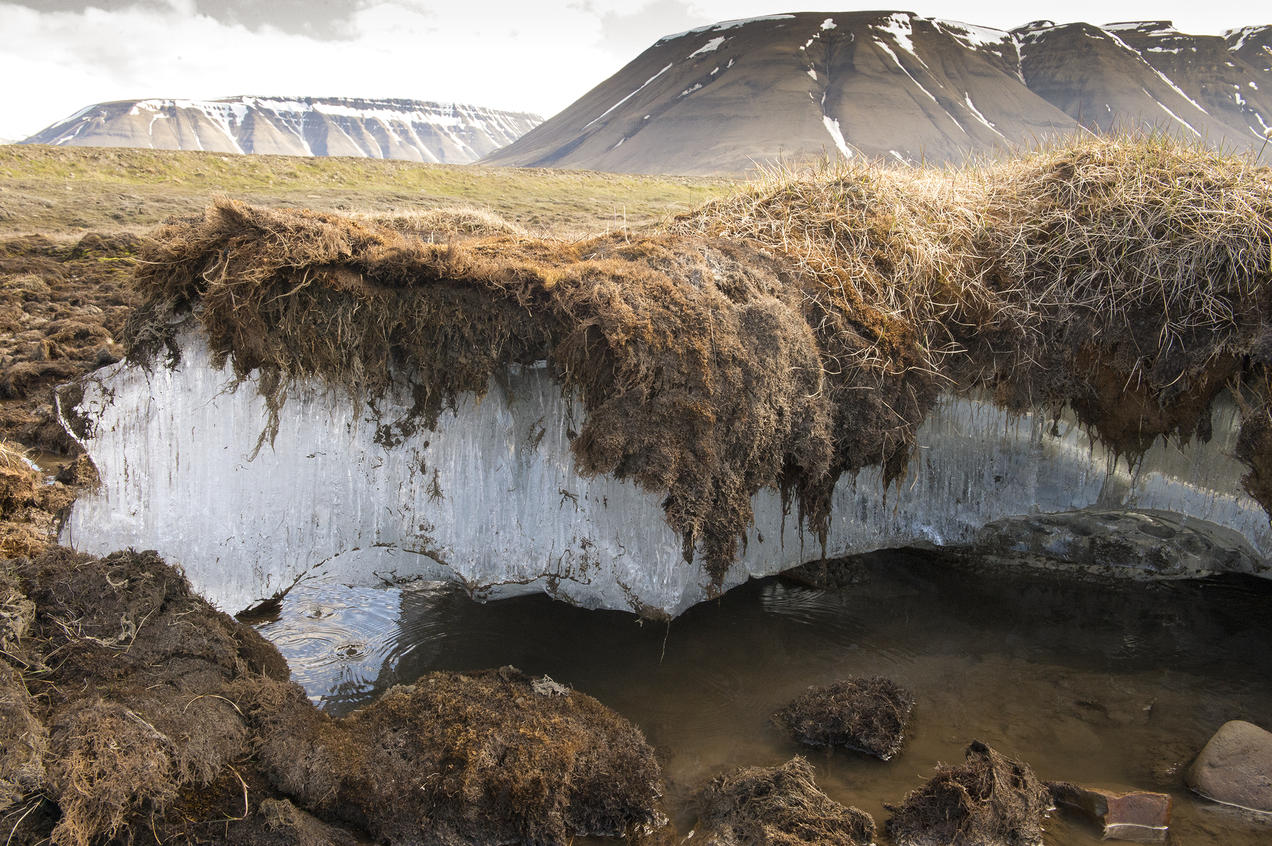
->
[1186,720,1272,812]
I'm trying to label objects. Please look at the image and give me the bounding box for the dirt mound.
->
[774,676,915,759]
[886,741,1052,846]
[0,233,139,453]
[694,756,875,846]
[1,547,665,846]
[119,136,1272,582]
[250,665,664,845]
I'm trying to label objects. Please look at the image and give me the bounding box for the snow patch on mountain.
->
[23,96,542,164]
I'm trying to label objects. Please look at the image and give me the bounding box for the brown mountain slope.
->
[486,11,1272,175]
[484,11,1079,174]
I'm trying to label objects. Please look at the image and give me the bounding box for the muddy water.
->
[253,551,1272,844]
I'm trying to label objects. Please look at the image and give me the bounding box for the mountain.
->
[21,96,542,164]
[484,12,1272,174]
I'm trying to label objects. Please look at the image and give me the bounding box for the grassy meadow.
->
[0,144,736,238]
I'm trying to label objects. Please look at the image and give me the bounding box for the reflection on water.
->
[254,550,1272,844]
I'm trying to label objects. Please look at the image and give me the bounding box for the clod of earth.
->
[120,135,1272,586]
[1186,720,1272,813]
[886,741,1052,846]
[0,547,664,845]
[693,756,875,846]
[1049,782,1172,843]
[773,675,915,759]
[248,666,665,845]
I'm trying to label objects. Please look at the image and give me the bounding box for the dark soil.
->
[694,756,875,846]
[0,547,664,846]
[886,741,1052,846]
[773,676,915,759]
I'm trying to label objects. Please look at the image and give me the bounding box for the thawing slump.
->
[62,137,1272,614]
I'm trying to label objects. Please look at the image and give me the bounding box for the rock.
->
[773,676,915,760]
[1186,720,1272,812]
[887,741,1051,846]
[950,509,1262,580]
[1049,782,1171,842]
[694,757,875,846]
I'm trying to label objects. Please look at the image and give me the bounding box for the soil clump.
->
[694,756,875,846]
[886,741,1051,846]
[0,547,664,845]
[774,676,915,759]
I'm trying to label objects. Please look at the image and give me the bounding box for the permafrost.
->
[61,330,1272,615]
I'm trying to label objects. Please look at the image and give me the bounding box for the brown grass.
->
[886,741,1051,846]
[773,676,915,760]
[126,202,830,579]
[248,665,664,845]
[695,756,875,846]
[121,134,1272,583]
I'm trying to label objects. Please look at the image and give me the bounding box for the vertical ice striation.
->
[61,330,1271,615]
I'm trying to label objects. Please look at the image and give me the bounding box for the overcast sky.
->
[0,1,1263,140]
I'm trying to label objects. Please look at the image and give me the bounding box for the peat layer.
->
[122,135,1272,584]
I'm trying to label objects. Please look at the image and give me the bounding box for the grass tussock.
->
[695,756,875,846]
[124,135,1272,584]
[773,676,916,760]
[886,741,1051,846]
[249,666,664,844]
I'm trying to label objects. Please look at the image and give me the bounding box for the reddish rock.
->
[1050,782,1171,842]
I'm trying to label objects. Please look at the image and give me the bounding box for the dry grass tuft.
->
[127,201,831,579]
[695,756,875,846]
[122,135,1272,582]
[357,205,529,242]
[773,676,915,760]
[886,741,1051,846]
[47,700,177,846]
[249,665,664,845]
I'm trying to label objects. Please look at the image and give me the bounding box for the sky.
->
[0,0,1264,141]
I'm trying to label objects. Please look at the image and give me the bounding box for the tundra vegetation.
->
[1,134,1271,843]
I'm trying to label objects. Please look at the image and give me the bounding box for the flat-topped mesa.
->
[61,136,1272,614]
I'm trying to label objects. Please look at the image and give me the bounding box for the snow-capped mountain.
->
[485,12,1272,174]
[21,96,542,164]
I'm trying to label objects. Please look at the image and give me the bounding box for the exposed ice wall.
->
[62,330,1271,615]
